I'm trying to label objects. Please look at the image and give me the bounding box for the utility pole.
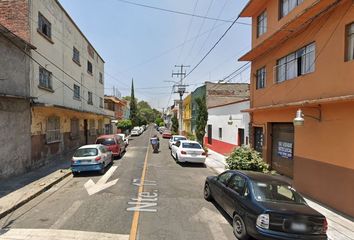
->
[172,65,190,135]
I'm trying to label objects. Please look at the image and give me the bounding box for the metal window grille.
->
[280,0,303,18]
[99,97,103,108]
[74,84,80,99]
[39,67,52,89]
[274,42,315,83]
[256,67,266,89]
[99,72,103,84]
[46,116,60,143]
[73,47,80,63]
[87,61,93,74]
[257,11,267,37]
[88,92,93,105]
[38,13,52,38]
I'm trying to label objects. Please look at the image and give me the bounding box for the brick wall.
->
[0,0,30,41]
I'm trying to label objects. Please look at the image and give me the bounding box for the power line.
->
[183,13,242,81]
[176,0,200,64]
[185,0,214,60]
[114,0,233,23]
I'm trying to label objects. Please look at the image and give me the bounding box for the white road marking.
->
[84,166,119,196]
[50,200,83,229]
[0,228,129,240]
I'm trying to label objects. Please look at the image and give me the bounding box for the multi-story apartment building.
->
[0,0,108,171]
[240,0,354,217]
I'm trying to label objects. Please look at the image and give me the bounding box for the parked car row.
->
[71,133,129,176]
[131,125,148,136]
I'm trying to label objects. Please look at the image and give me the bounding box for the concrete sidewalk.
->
[205,149,354,240]
[0,152,73,219]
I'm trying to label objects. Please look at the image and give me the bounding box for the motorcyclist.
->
[150,134,160,152]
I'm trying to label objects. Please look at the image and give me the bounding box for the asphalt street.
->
[0,127,236,240]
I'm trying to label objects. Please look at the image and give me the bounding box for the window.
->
[39,67,53,90]
[70,118,79,138]
[280,0,303,18]
[254,127,264,154]
[38,12,52,39]
[256,67,266,89]
[276,42,315,82]
[219,128,222,139]
[87,61,93,74]
[46,116,60,143]
[99,72,103,84]
[89,119,96,136]
[182,142,202,149]
[87,44,95,58]
[228,175,246,195]
[73,84,80,100]
[346,22,354,61]
[217,172,233,185]
[99,97,103,108]
[88,92,93,105]
[73,47,80,64]
[257,11,267,37]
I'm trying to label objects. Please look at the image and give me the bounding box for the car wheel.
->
[175,154,179,163]
[204,183,213,201]
[72,172,78,177]
[232,214,249,240]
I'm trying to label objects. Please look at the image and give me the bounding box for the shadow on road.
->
[177,162,206,168]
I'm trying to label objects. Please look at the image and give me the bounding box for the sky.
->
[59,0,252,110]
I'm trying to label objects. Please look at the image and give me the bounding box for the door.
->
[223,174,246,217]
[207,124,212,144]
[238,128,245,146]
[84,119,88,145]
[271,123,294,178]
[212,171,234,208]
[254,127,263,154]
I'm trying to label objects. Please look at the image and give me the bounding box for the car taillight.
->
[322,218,328,233]
[256,214,269,229]
[95,156,101,161]
[181,150,187,155]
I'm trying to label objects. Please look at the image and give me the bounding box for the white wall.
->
[29,0,105,115]
[207,101,250,145]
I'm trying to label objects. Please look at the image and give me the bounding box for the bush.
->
[186,132,196,141]
[226,146,270,173]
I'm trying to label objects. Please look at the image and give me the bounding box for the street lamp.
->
[293,107,321,126]
[227,115,242,125]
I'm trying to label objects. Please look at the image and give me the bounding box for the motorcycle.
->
[150,137,159,153]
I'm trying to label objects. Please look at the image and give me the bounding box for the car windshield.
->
[74,148,98,157]
[174,137,186,141]
[182,142,202,149]
[96,138,115,145]
[251,181,306,204]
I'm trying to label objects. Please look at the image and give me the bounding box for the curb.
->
[0,170,72,220]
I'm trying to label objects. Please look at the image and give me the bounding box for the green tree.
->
[155,117,164,126]
[129,79,138,126]
[171,114,179,134]
[116,119,132,133]
[195,96,208,146]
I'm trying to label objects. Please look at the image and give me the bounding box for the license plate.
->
[291,222,306,232]
[79,160,90,163]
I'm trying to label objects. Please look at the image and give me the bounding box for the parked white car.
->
[131,127,141,136]
[117,133,129,146]
[168,135,187,149]
[71,144,112,175]
[171,140,206,163]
